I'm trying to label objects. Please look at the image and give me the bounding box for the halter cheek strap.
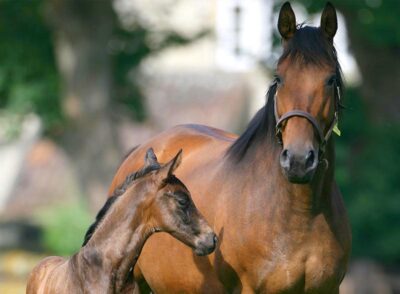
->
[274,85,340,157]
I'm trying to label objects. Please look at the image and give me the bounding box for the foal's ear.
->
[158,149,183,180]
[144,147,159,168]
[278,2,296,40]
[320,2,337,40]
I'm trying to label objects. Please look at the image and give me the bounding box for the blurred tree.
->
[0,0,207,208]
[45,0,121,207]
[45,0,207,207]
[335,89,400,264]
[295,0,400,121]
[0,0,61,131]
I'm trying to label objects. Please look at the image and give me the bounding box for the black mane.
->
[82,196,118,246]
[226,25,343,162]
[226,82,278,161]
[82,162,160,246]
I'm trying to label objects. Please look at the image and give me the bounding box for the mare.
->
[26,148,217,294]
[108,2,351,293]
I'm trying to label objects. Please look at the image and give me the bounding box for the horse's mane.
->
[82,162,159,246]
[226,83,278,162]
[226,25,343,162]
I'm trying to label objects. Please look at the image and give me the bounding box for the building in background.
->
[129,0,358,134]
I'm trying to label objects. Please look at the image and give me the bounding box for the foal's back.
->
[27,256,71,294]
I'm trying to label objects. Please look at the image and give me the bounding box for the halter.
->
[273,83,340,158]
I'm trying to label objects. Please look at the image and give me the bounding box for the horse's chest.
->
[228,226,346,294]
[250,235,345,293]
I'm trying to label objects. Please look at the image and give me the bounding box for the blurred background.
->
[0,0,398,293]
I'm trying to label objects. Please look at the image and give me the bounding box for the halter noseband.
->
[274,84,340,157]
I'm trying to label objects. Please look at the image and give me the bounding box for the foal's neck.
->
[75,187,153,292]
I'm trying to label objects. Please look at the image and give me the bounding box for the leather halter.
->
[273,84,340,156]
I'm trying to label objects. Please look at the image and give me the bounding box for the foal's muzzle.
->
[280,147,318,183]
[194,232,218,256]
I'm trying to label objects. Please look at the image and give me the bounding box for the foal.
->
[26,148,217,293]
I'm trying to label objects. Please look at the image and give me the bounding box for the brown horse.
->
[108,2,351,293]
[26,149,217,294]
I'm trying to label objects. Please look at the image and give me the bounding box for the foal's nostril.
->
[305,150,315,169]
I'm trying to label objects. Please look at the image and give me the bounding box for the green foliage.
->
[36,202,92,256]
[0,0,63,133]
[336,89,400,264]
[0,111,24,140]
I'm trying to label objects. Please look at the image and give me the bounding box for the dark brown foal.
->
[26,148,217,294]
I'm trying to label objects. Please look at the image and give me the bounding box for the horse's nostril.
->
[305,150,315,169]
[280,149,291,169]
[282,149,289,160]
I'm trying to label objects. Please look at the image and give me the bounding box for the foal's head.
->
[275,2,342,183]
[127,148,217,256]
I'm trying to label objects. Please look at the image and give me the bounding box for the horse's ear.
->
[320,2,337,40]
[144,148,159,168]
[278,2,296,40]
[157,149,183,180]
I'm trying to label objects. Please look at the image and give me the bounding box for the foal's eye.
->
[178,198,189,207]
[173,191,191,208]
[326,75,336,87]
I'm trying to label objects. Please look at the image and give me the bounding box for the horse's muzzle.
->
[280,148,318,183]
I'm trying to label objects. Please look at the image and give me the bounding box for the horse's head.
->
[275,2,341,183]
[139,148,217,256]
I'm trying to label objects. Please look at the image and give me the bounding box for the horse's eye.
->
[326,75,336,86]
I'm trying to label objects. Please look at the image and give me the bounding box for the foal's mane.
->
[82,163,159,246]
[226,25,343,162]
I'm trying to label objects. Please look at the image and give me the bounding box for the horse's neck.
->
[236,138,335,217]
[74,191,152,292]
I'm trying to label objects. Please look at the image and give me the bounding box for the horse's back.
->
[109,124,236,196]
